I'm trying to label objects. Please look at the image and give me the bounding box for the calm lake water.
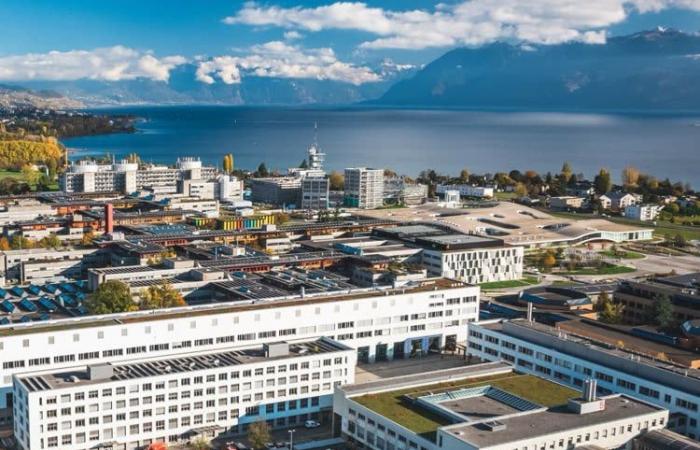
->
[63,106,700,188]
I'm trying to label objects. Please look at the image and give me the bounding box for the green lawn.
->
[479,276,539,290]
[559,263,636,275]
[599,250,645,260]
[353,374,578,440]
[547,210,700,241]
[495,191,518,201]
[0,168,59,191]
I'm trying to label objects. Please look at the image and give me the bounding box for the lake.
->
[63,106,700,188]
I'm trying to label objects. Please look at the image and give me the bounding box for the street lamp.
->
[288,429,296,450]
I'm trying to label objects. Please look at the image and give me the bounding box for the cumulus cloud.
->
[195,41,380,85]
[283,30,303,40]
[224,0,700,49]
[0,46,186,82]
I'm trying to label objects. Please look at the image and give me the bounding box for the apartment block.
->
[344,168,384,209]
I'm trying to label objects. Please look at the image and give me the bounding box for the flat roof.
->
[356,202,652,246]
[19,337,349,392]
[0,277,471,337]
[447,395,663,448]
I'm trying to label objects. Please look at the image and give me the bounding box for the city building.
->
[383,178,428,206]
[301,177,330,210]
[344,168,384,209]
[467,319,700,439]
[375,225,524,285]
[624,204,663,222]
[60,158,218,195]
[249,177,302,207]
[599,192,640,211]
[334,362,668,450]
[357,202,653,249]
[436,184,495,199]
[614,273,700,324]
[13,338,355,450]
[549,196,587,210]
[0,277,480,426]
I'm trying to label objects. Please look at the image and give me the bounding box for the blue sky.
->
[1,0,699,85]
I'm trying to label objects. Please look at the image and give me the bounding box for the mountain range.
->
[374,28,700,110]
[6,29,700,110]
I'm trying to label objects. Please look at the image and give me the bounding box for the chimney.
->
[583,379,597,402]
[526,302,534,322]
[104,203,114,234]
[300,286,306,298]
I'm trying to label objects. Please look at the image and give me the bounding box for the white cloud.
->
[0,46,186,82]
[195,41,380,85]
[283,30,303,40]
[225,0,700,50]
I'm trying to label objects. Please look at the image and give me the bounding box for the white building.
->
[334,362,668,450]
[624,204,663,222]
[14,338,355,450]
[436,185,495,199]
[467,319,700,440]
[344,168,384,209]
[423,244,524,285]
[0,278,479,426]
[599,192,639,211]
[60,158,218,195]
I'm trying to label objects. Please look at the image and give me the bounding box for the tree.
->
[560,162,573,183]
[597,292,624,324]
[257,162,269,177]
[21,164,41,187]
[0,237,9,251]
[648,294,674,329]
[139,282,186,310]
[329,171,344,191]
[514,182,528,197]
[594,168,612,195]
[459,168,470,183]
[541,252,557,270]
[10,235,34,250]
[248,421,271,450]
[276,212,290,225]
[86,280,137,315]
[39,234,61,249]
[673,233,687,248]
[81,231,95,247]
[622,166,640,187]
[299,158,309,169]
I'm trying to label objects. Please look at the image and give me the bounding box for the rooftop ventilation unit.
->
[87,363,114,380]
[483,420,507,432]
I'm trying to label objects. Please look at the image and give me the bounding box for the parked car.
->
[304,420,321,429]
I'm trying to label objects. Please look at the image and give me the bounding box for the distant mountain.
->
[373,28,700,110]
[20,60,417,107]
[0,84,83,110]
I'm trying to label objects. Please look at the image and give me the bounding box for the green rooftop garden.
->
[352,374,579,441]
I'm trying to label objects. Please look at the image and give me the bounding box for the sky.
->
[1,0,700,86]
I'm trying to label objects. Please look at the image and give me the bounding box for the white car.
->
[304,420,321,429]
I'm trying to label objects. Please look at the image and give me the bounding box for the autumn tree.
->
[541,252,557,270]
[459,168,470,183]
[81,231,95,247]
[328,171,344,191]
[139,282,186,310]
[597,292,623,324]
[10,235,35,250]
[187,437,211,450]
[223,153,234,173]
[514,182,528,197]
[560,162,573,183]
[593,169,611,195]
[248,421,271,450]
[86,280,137,315]
[0,237,9,251]
[622,166,640,187]
[21,164,41,187]
[39,234,61,249]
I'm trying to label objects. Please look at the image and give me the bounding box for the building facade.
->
[249,178,302,207]
[0,278,480,426]
[60,158,218,195]
[14,338,354,450]
[344,168,384,209]
[467,319,700,439]
[301,177,330,210]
